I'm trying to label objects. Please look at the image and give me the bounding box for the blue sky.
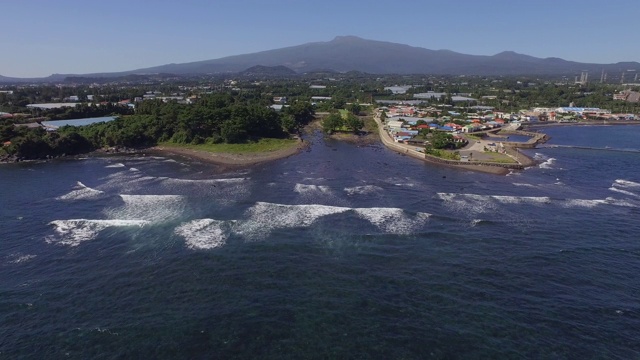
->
[2,0,638,77]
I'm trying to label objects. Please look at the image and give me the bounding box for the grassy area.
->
[158,138,298,154]
[364,116,378,131]
[465,134,483,141]
[479,152,518,163]
[426,149,460,160]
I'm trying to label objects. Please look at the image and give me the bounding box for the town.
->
[1,73,639,168]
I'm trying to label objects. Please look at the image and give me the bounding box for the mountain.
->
[121,36,638,76]
[238,65,297,77]
[1,36,639,82]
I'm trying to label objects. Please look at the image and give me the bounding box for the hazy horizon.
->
[2,0,638,78]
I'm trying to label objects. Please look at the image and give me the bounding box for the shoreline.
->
[148,139,308,168]
[372,114,534,175]
[524,120,640,130]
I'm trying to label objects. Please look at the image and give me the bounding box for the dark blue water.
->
[1,126,640,359]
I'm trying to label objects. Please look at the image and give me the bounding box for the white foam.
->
[56,181,106,201]
[129,168,139,172]
[105,195,186,222]
[236,202,433,238]
[294,184,332,195]
[512,183,535,188]
[560,199,607,209]
[539,157,557,169]
[174,219,229,250]
[614,179,640,188]
[604,197,637,208]
[394,183,416,187]
[7,254,37,264]
[491,195,552,205]
[344,185,383,196]
[160,177,246,185]
[609,187,640,198]
[46,219,148,246]
[354,208,430,234]
[237,202,350,238]
[105,163,126,168]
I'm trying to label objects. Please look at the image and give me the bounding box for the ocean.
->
[1,125,639,359]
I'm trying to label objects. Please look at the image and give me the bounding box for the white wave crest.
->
[105,195,186,222]
[354,208,430,234]
[344,185,384,196]
[604,197,637,208]
[492,195,551,205]
[560,199,607,208]
[174,219,229,250]
[46,219,148,247]
[609,187,640,198]
[105,163,126,168]
[294,184,332,195]
[160,177,246,185]
[237,202,350,238]
[56,181,106,201]
[539,157,557,169]
[614,179,640,188]
[512,183,535,188]
[7,253,37,264]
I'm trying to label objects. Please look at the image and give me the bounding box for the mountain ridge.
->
[1,36,638,82]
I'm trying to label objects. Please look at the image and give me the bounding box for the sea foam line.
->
[236,202,431,239]
[614,179,640,188]
[438,192,638,211]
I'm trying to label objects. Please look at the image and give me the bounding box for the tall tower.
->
[600,69,605,83]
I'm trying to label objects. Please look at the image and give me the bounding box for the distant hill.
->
[2,36,639,82]
[238,65,297,77]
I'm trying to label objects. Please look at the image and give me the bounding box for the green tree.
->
[347,103,362,115]
[344,113,364,133]
[431,131,455,149]
[322,113,343,134]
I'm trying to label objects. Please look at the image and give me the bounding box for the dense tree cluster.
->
[321,112,364,134]
[0,93,314,160]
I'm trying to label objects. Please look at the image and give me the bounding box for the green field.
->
[158,138,297,154]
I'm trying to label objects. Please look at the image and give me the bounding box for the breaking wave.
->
[105,163,126,168]
[236,202,431,240]
[438,192,637,214]
[539,157,557,169]
[237,202,350,239]
[46,219,149,247]
[294,184,332,195]
[105,195,186,222]
[344,185,384,196]
[174,219,230,250]
[6,253,37,264]
[353,208,430,234]
[614,179,640,189]
[56,181,106,201]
